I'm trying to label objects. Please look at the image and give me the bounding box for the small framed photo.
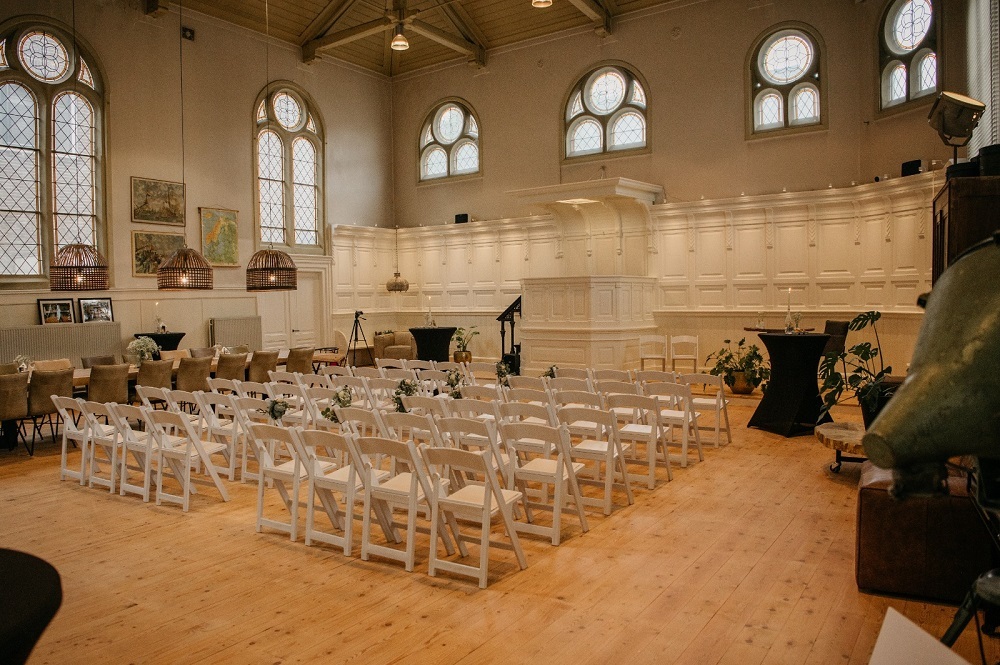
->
[79,298,114,323]
[38,299,76,325]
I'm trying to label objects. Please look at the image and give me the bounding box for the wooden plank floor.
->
[2,404,996,664]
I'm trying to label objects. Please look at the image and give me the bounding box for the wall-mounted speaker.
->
[455,214,469,224]
[901,159,922,177]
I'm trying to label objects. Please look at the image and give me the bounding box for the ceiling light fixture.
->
[390,24,409,50]
[532,0,553,7]
[385,226,409,293]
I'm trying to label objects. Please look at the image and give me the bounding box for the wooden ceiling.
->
[180,0,685,76]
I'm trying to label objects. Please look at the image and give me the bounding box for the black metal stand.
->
[348,311,368,367]
[942,569,1000,647]
[830,450,868,473]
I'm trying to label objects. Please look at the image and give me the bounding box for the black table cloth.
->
[748,332,832,437]
[134,332,186,360]
[409,327,457,362]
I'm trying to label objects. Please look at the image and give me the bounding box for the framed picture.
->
[38,299,75,325]
[132,230,186,277]
[131,176,185,226]
[200,207,239,266]
[78,298,114,323]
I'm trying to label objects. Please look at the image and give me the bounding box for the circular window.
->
[272,92,302,130]
[434,104,464,144]
[18,31,69,82]
[890,0,932,52]
[759,31,813,84]
[586,69,626,114]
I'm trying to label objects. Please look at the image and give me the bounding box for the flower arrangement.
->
[126,336,160,364]
[13,354,31,372]
[706,338,771,394]
[320,386,354,423]
[495,360,511,388]
[445,368,465,399]
[393,379,419,412]
[541,365,557,379]
[262,399,289,422]
[452,326,479,352]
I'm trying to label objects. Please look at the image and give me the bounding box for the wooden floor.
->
[2,404,995,664]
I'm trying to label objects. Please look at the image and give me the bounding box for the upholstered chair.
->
[0,362,19,375]
[135,359,173,390]
[248,350,279,383]
[81,355,116,369]
[87,363,129,405]
[285,348,315,375]
[215,353,248,381]
[33,358,73,371]
[189,347,216,358]
[175,356,212,393]
[27,368,75,452]
[373,332,416,361]
[159,349,191,362]
[0,372,29,450]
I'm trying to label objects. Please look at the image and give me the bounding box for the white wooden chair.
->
[414,369,449,395]
[498,422,589,546]
[435,416,511,488]
[550,391,603,435]
[364,377,400,411]
[642,381,704,467]
[52,396,88,485]
[448,398,500,424]
[381,367,418,383]
[144,408,230,512]
[670,335,700,373]
[504,387,553,410]
[554,367,589,381]
[376,358,407,371]
[354,435,457,572]
[590,368,632,383]
[135,385,171,411]
[605,393,672,489]
[378,411,441,452]
[547,377,592,393]
[351,366,382,379]
[404,359,435,371]
[327,376,369,409]
[679,372,732,447]
[459,384,501,403]
[295,372,331,389]
[194,390,240,480]
[245,423,312,540]
[108,403,160,502]
[230,395,272,483]
[434,361,464,372]
[267,370,299,385]
[80,400,119,493]
[234,380,270,399]
[207,377,239,395]
[639,335,668,371]
[321,365,353,378]
[556,406,634,516]
[498,401,556,428]
[401,394,450,418]
[465,361,498,386]
[634,370,677,386]
[507,375,547,391]
[422,445,528,588]
[264,382,309,427]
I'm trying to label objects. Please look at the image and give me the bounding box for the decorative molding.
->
[883,196,893,243]
[852,201,862,245]
[725,211,734,250]
[686,214,696,252]
[807,204,817,247]
[765,208,774,248]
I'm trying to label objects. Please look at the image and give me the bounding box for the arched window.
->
[565,64,648,158]
[419,100,480,181]
[748,25,824,135]
[0,22,104,279]
[253,83,323,249]
[879,0,938,109]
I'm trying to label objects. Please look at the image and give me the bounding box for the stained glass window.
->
[892,0,932,51]
[750,27,822,134]
[0,40,8,69]
[273,92,301,130]
[888,63,907,102]
[256,100,266,123]
[0,82,40,275]
[761,32,813,84]
[77,58,94,88]
[758,93,783,127]
[257,130,284,245]
[880,0,936,108]
[419,100,480,180]
[791,86,819,123]
[565,65,647,157]
[292,138,317,245]
[18,31,69,82]
[917,52,937,93]
[306,114,316,132]
[52,92,95,250]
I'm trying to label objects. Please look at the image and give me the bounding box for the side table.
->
[816,422,867,473]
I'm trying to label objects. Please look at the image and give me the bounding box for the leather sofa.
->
[373,331,416,361]
[856,461,996,604]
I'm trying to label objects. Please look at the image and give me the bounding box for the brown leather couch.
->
[856,462,996,604]
[373,331,416,361]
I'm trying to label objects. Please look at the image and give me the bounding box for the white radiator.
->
[0,322,122,367]
[209,316,262,350]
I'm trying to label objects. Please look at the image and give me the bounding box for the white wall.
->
[389,0,965,228]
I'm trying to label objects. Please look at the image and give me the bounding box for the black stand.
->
[942,569,1000,647]
[348,311,369,367]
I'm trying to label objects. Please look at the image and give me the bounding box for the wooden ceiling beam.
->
[303,17,394,61]
[298,0,362,46]
[566,0,614,36]
[408,18,485,66]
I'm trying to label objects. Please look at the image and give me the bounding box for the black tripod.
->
[348,310,369,367]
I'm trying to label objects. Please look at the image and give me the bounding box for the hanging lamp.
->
[386,226,409,292]
[532,0,553,7]
[50,243,109,290]
[390,24,409,50]
[157,0,214,290]
[246,0,297,292]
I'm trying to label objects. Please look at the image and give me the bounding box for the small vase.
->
[730,371,754,395]
[454,350,472,363]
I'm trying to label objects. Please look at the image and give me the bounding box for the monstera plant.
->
[819,311,894,427]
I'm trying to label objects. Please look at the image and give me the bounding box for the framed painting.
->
[200,207,239,266]
[131,176,185,226]
[132,230,186,277]
[79,298,114,323]
[38,299,75,325]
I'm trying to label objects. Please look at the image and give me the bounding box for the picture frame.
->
[199,207,239,266]
[131,176,186,226]
[78,298,114,323]
[38,299,76,325]
[132,230,186,277]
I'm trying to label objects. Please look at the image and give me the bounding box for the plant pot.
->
[730,371,755,395]
[453,350,472,363]
[859,382,901,428]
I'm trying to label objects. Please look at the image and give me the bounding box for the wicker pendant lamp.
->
[157,0,213,291]
[246,247,297,291]
[50,243,109,290]
[385,226,409,292]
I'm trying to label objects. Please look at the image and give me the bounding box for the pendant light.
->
[50,0,109,291]
[246,0,297,291]
[390,24,409,50]
[157,0,213,290]
[385,226,409,292]
[532,0,553,7]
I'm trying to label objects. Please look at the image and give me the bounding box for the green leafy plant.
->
[319,386,354,423]
[541,365,557,379]
[393,379,419,412]
[452,326,479,352]
[126,336,160,364]
[706,338,770,390]
[819,311,893,418]
[262,399,289,422]
[445,368,465,399]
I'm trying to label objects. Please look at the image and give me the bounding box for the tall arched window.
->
[0,22,104,279]
[565,64,648,159]
[879,0,938,110]
[253,83,323,249]
[419,100,480,181]
[748,24,824,135]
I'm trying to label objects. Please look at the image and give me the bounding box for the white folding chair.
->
[268,370,299,385]
[327,376,370,409]
[264,382,310,427]
[554,367,589,381]
[590,368,632,383]
[547,377,592,393]
[207,377,239,395]
[670,335,700,373]
[194,390,240,481]
[460,384,501,403]
[435,416,511,487]
[634,370,677,386]
[234,380,270,399]
[507,375,547,391]
[556,406,634,516]
[605,393,673,489]
[80,400,119,493]
[321,365,353,378]
[643,381,704,467]
[351,366,382,379]
[639,335,668,371]
[465,362,498,386]
[296,372,332,389]
[52,396,88,485]
[498,401,556,428]
[679,373,732,447]
[448,398,500,424]
[245,423,312,540]
[401,394,451,418]
[376,358,407,371]
[378,411,441,452]
[404,360,435,371]
[364,377,400,411]
[145,408,230,512]
[109,403,159,502]
[334,405,385,439]
[422,445,528,588]
[230,395,272,483]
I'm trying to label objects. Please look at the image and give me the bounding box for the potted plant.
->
[819,311,894,427]
[126,335,160,365]
[706,338,771,395]
[452,326,478,363]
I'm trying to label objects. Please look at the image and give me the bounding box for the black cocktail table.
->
[748,332,832,437]
[134,332,185,359]
[409,327,457,362]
